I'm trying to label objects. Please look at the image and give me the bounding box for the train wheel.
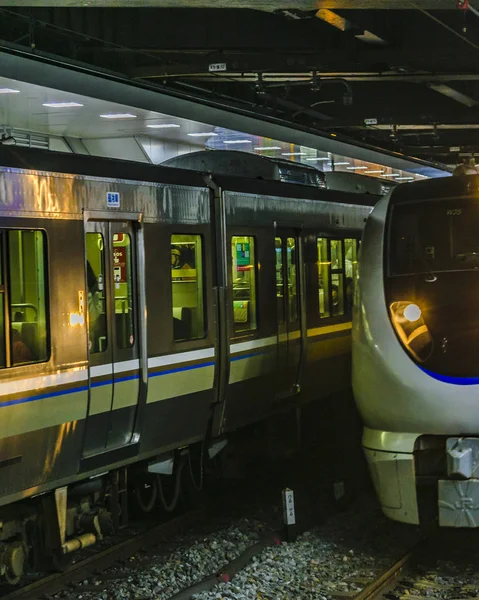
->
[4,541,26,585]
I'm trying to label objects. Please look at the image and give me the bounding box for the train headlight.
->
[390,301,433,363]
[403,303,421,322]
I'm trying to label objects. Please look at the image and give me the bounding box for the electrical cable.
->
[133,478,157,514]
[157,458,185,513]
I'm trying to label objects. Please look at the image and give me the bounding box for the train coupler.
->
[438,437,479,527]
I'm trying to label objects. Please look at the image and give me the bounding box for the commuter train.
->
[352,173,479,528]
[0,144,375,583]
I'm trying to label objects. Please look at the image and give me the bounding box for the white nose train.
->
[353,174,479,528]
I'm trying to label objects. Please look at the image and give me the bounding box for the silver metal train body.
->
[352,174,479,528]
[0,146,373,582]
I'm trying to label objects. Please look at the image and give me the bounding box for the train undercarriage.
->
[0,441,220,585]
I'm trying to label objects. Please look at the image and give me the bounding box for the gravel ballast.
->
[57,497,422,600]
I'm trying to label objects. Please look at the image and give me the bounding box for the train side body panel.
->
[0,148,372,516]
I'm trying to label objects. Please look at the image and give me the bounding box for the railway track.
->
[0,484,442,600]
[356,534,479,600]
[352,543,423,600]
[0,510,204,600]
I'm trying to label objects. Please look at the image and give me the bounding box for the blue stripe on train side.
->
[0,351,266,408]
[419,366,479,386]
[0,384,90,408]
[0,348,276,408]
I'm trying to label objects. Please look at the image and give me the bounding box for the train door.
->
[275,229,301,397]
[82,217,143,457]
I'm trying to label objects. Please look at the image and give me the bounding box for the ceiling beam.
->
[362,123,479,130]
[0,0,464,7]
[428,83,479,107]
[128,65,479,83]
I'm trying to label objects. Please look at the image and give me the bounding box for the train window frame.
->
[113,232,135,350]
[231,235,259,337]
[285,237,299,324]
[316,236,359,322]
[330,239,345,317]
[1,228,50,368]
[275,236,285,326]
[86,232,108,355]
[170,233,207,343]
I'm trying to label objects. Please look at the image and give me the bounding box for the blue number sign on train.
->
[107,191,120,208]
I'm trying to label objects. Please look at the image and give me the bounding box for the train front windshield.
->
[385,196,479,378]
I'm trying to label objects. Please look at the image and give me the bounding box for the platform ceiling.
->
[1,3,479,167]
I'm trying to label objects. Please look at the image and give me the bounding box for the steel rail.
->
[1,510,203,600]
[355,536,430,600]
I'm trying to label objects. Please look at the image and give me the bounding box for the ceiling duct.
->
[0,127,49,150]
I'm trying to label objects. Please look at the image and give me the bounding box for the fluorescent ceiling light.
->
[305,157,329,161]
[224,140,252,144]
[396,177,415,181]
[334,162,350,166]
[187,132,218,137]
[347,166,368,170]
[281,152,307,156]
[380,173,401,177]
[364,170,384,174]
[0,88,20,94]
[100,113,137,119]
[43,101,83,108]
[254,146,282,151]
[147,123,180,129]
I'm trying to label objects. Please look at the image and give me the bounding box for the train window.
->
[275,237,285,325]
[113,233,135,349]
[232,236,257,334]
[317,238,331,318]
[287,237,298,322]
[317,237,359,319]
[331,240,345,316]
[171,234,206,342]
[86,233,107,354]
[344,238,358,316]
[8,230,48,366]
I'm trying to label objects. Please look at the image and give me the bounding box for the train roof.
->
[0,144,206,188]
[162,149,326,188]
[0,146,377,208]
[388,173,463,205]
[212,173,377,207]
[324,171,396,196]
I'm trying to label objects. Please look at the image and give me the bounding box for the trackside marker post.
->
[282,488,297,542]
